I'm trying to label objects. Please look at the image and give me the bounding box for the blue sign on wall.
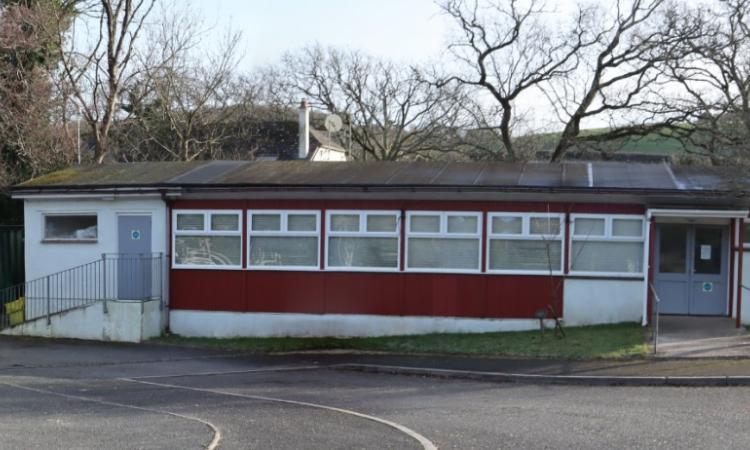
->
[131,230,141,241]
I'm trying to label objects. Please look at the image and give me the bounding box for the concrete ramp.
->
[0,300,162,343]
[656,316,750,357]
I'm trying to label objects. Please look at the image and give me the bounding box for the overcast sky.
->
[197,0,451,71]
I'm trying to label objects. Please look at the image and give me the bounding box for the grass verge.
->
[154,322,648,359]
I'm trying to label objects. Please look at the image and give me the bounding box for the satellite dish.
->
[324,114,343,133]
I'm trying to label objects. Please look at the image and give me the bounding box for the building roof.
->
[14,161,750,199]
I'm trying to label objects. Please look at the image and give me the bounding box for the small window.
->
[570,215,645,275]
[327,211,400,271]
[487,213,564,274]
[248,211,320,269]
[406,212,482,272]
[173,210,242,269]
[44,215,98,241]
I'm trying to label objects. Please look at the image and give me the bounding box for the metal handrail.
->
[649,283,661,355]
[0,253,164,329]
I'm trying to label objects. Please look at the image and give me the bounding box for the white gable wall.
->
[23,196,168,281]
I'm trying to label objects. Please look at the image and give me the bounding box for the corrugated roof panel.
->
[519,164,564,187]
[167,161,249,184]
[560,163,589,187]
[474,163,525,186]
[386,161,451,185]
[430,162,488,185]
[20,161,204,187]
[591,163,676,190]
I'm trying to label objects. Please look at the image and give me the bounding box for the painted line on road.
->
[0,378,222,450]
[129,365,324,380]
[121,377,438,450]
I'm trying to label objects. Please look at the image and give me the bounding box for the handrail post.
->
[46,275,51,325]
[102,254,108,314]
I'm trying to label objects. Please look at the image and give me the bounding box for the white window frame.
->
[247,210,321,271]
[325,210,401,272]
[172,209,243,270]
[569,213,646,277]
[42,212,99,243]
[486,212,565,275]
[405,211,483,274]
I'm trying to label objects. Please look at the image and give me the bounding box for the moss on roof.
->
[21,161,204,187]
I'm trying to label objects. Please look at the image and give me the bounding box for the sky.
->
[196,0,451,71]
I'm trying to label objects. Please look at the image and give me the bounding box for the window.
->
[248,210,320,270]
[173,210,242,268]
[487,213,564,274]
[570,215,645,275]
[43,214,98,241]
[743,221,750,248]
[326,210,400,271]
[406,211,482,272]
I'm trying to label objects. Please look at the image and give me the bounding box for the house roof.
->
[14,161,750,199]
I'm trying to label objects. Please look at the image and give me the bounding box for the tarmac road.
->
[1,337,750,449]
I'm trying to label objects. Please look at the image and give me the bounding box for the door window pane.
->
[694,227,722,275]
[659,225,687,273]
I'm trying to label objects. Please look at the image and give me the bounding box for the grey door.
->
[654,224,728,315]
[117,215,152,300]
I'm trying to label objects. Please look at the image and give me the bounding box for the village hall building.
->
[5,160,750,341]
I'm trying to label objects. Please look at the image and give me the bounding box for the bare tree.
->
[271,45,467,161]
[57,0,155,164]
[543,0,700,162]
[120,4,243,162]
[660,0,750,164]
[438,0,591,161]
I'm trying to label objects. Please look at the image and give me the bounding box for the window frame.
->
[247,210,321,271]
[41,213,99,243]
[172,209,243,270]
[486,212,566,275]
[325,210,401,272]
[569,213,646,277]
[405,211,483,274]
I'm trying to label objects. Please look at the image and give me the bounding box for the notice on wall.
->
[700,245,712,260]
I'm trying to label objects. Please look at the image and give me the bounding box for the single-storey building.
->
[7,160,750,339]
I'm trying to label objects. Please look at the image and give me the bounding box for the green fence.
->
[0,226,24,290]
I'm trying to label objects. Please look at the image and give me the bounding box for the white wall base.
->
[563,278,643,326]
[1,300,163,343]
[169,310,555,338]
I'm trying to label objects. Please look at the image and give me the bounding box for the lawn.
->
[155,322,649,359]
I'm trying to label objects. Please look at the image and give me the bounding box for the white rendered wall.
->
[23,196,168,281]
[563,279,643,326]
[170,310,555,338]
[0,300,162,342]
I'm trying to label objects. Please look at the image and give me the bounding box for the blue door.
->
[654,224,728,315]
[117,215,152,300]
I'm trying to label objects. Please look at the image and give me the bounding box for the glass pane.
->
[288,214,317,232]
[250,236,318,267]
[530,217,560,235]
[613,219,643,237]
[330,214,359,232]
[211,214,239,231]
[658,225,687,273]
[571,241,643,273]
[574,218,605,237]
[252,214,281,231]
[447,215,478,234]
[489,239,562,272]
[694,227,722,275]
[328,237,398,268]
[367,215,397,232]
[174,236,241,266]
[407,238,479,270]
[744,222,750,241]
[44,215,98,240]
[176,214,203,231]
[491,216,522,235]
[411,215,440,233]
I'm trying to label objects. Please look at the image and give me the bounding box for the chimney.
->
[298,99,310,159]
